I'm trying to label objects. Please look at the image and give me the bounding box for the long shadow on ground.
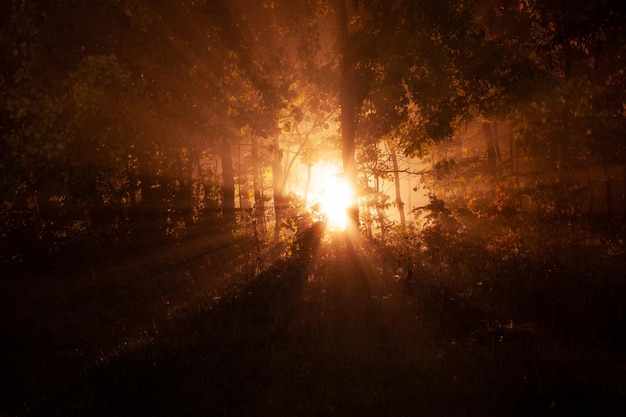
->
[20,225,626,417]
[1,229,268,416]
[24,225,323,417]
[24,227,438,417]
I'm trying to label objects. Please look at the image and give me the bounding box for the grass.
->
[2,222,625,416]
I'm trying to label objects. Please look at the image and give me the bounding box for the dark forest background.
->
[1,0,625,269]
[2,1,626,416]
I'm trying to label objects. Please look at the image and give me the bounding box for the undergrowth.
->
[2,213,625,417]
[375,198,626,416]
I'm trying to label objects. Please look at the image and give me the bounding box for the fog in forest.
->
[1,1,625,416]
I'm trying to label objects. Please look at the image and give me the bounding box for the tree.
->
[0,0,292,264]
[334,0,360,228]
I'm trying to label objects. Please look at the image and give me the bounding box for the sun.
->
[307,162,355,231]
[318,178,353,231]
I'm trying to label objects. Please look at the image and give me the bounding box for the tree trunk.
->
[375,175,385,240]
[251,135,266,234]
[483,121,498,179]
[177,147,195,229]
[363,174,373,238]
[220,136,235,228]
[336,0,359,230]
[387,140,406,226]
[493,122,502,165]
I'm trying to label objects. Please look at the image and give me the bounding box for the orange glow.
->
[307,162,354,231]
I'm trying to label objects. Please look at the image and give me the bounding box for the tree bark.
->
[177,147,195,229]
[375,175,385,240]
[483,121,498,179]
[220,136,235,227]
[336,0,359,229]
[251,135,266,234]
[387,140,406,226]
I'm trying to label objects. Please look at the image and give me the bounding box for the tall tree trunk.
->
[251,135,265,234]
[375,175,385,240]
[387,140,406,226]
[220,136,235,228]
[493,122,502,165]
[176,147,195,228]
[271,142,284,243]
[336,0,359,229]
[483,121,498,179]
[200,154,221,232]
[363,174,373,238]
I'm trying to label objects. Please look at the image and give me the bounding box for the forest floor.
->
[2,223,626,416]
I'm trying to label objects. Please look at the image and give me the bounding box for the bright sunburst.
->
[319,179,353,231]
[308,162,354,231]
